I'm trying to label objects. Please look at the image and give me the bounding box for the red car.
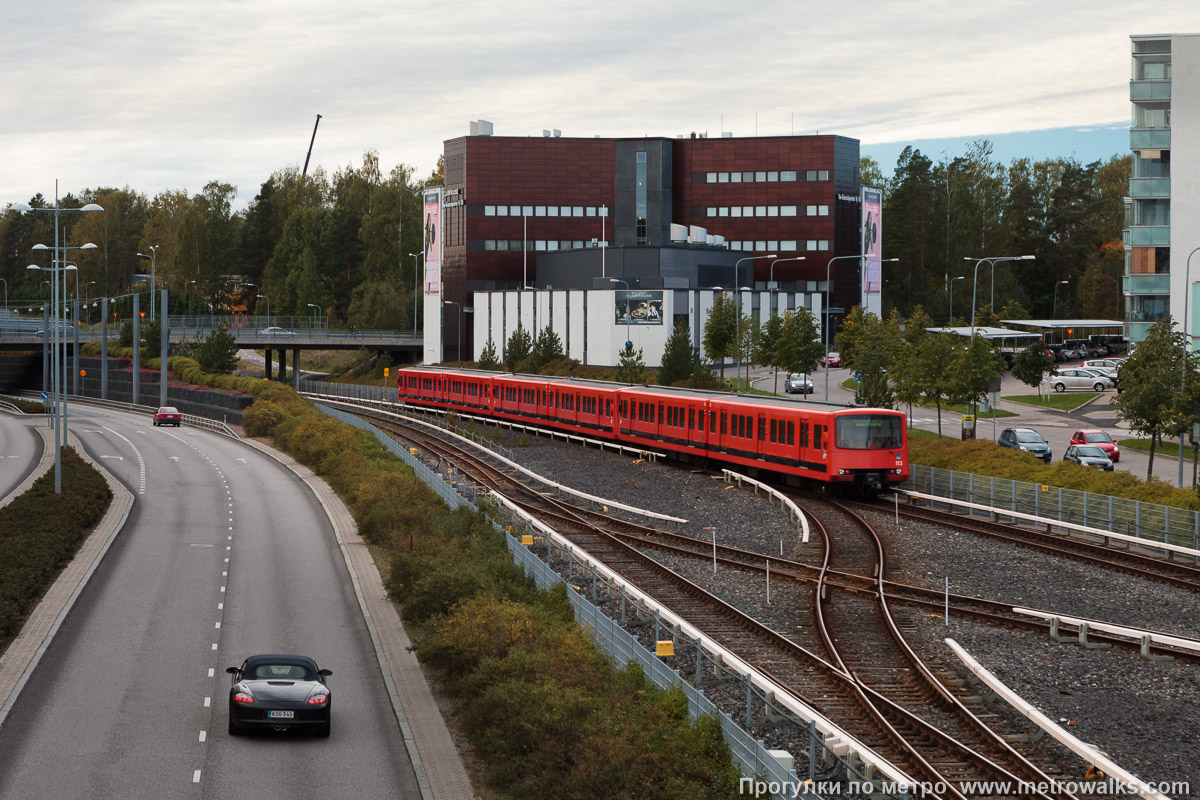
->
[820,351,842,368]
[1070,429,1119,462]
[153,406,182,427]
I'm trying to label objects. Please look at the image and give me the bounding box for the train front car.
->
[826,408,908,497]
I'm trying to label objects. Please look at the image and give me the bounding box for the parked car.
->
[1046,369,1113,393]
[1078,366,1119,390]
[1063,444,1115,471]
[1082,359,1125,371]
[1069,429,1120,462]
[152,406,182,427]
[1046,345,1069,363]
[820,352,841,368]
[1063,338,1103,359]
[784,373,814,394]
[998,427,1053,462]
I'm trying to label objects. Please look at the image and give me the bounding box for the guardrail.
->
[722,469,811,543]
[1012,608,1200,657]
[946,638,1168,800]
[905,464,1200,552]
[0,400,25,415]
[11,393,240,439]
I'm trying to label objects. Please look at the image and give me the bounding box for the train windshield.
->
[836,415,903,450]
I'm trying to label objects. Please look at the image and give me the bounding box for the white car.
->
[1081,359,1125,371]
[258,326,296,336]
[1046,369,1114,393]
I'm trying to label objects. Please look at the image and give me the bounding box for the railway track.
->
[843,498,1200,593]
[345,406,1082,799]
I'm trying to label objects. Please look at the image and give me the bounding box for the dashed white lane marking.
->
[214,621,221,629]
[101,427,147,494]
[208,668,214,678]
[193,770,201,783]
[199,731,207,742]
[211,643,218,651]
[204,697,211,707]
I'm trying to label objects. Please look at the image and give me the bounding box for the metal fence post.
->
[809,720,817,781]
[745,672,753,728]
[1135,500,1141,540]
[696,645,703,686]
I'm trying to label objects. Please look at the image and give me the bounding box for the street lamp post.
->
[609,278,630,352]
[409,252,423,335]
[0,278,6,331]
[258,295,270,327]
[821,254,899,401]
[601,205,608,278]
[1053,280,1069,319]
[85,281,97,322]
[732,254,775,391]
[136,245,159,320]
[965,256,1036,338]
[443,300,462,363]
[185,280,197,310]
[768,256,806,321]
[307,303,322,324]
[949,276,966,323]
[1177,246,1200,488]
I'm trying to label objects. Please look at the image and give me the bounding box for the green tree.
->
[835,306,872,372]
[142,317,163,359]
[478,338,501,370]
[530,326,564,372]
[1011,342,1056,398]
[504,325,533,371]
[702,292,738,383]
[614,343,646,385]
[998,298,1031,320]
[949,335,1005,412]
[890,340,924,422]
[851,316,901,408]
[776,308,823,381]
[658,322,696,386]
[347,279,406,330]
[1114,318,1193,478]
[915,333,957,436]
[196,325,239,374]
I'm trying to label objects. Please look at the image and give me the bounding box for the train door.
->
[756,414,766,458]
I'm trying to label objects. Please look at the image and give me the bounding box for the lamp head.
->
[136,252,149,259]
[26,264,40,271]
[11,202,32,212]
[32,244,49,251]
[80,203,104,212]
[65,265,77,272]
[1021,255,1036,260]
[79,243,97,250]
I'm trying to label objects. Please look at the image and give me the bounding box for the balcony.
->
[1124,273,1171,294]
[1131,129,1171,150]
[1125,226,1170,247]
[1129,177,1171,198]
[1130,81,1171,101]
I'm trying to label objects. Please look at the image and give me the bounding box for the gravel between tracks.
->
[508,433,1200,791]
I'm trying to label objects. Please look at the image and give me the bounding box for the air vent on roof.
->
[470,120,493,136]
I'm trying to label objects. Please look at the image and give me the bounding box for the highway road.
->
[0,407,421,799]
[0,412,42,500]
[754,362,1196,488]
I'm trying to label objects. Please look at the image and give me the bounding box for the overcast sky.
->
[2,2,1198,210]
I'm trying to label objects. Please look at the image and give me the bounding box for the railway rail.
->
[344,405,1085,799]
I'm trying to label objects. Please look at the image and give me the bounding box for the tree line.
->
[0,151,441,327]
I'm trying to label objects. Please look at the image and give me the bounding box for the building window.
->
[718,172,729,183]
[743,206,753,217]
[755,206,766,217]
[484,239,496,250]
[497,205,508,216]
[819,205,830,216]
[485,205,496,216]
[767,171,779,182]
[547,206,559,217]
[510,240,522,251]
[731,172,742,183]
[731,207,742,218]
[547,240,559,251]
[819,240,830,251]
[573,240,584,249]
[782,240,797,251]
[781,171,797,182]
[560,205,571,216]
[807,205,818,216]
[719,207,729,217]
[806,240,817,251]
[636,152,648,245]
[755,171,766,182]
[818,170,829,181]
[573,206,584,217]
[496,240,508,251]
[768,241,778,251]
[706,172,717,183]
[782,205,797,217]
[520,205,531,216]
[755,241,767,252]
[586,207,597,216]
[806,170,817,181]
[535,240,547,251]
[767,206,778,217]
[535,206,546,216]
[707,207,717,217]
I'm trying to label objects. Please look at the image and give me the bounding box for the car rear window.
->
[1085,432,1112,443]
[252,663,314,680]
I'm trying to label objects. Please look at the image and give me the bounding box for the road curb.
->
[0,432,134,731]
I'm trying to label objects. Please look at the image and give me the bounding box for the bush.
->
[0,449,112,640]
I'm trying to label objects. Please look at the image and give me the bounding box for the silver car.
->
[784,373,814,394]
[1063,444,1114,471]
[1047,369,1113,393]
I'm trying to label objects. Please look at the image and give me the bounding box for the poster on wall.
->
[861,186,882,317]
[615,290,664,325]
[423,187,442,295]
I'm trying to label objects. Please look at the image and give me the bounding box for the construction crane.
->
[302,114,322,177]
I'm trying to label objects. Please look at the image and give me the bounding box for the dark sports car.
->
[226,654,332,737]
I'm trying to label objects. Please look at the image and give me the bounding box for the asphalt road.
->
[0,412,42,499]
[752,361,1195,488]
[0,407,421,799]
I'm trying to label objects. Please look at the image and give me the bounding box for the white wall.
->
[1173,34,1200,345]
[423,292,442,364]
[568,292,586,362]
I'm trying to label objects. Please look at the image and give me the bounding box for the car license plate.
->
[268,710,295,719]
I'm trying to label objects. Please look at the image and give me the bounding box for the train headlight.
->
[894,468,903,474]
[838,469,846,475]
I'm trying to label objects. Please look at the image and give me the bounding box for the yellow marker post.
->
[655,641,675,657]
[520,534,534,546]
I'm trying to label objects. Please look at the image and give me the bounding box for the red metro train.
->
[395,366,909,496]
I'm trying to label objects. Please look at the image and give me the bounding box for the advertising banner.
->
[861,186,882,317]
[423,187,442,295]
[615,290,664,325]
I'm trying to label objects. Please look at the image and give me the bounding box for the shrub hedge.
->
[0,448,113,641]
[909,435,1200,511]
[170,359,743,798]
[0,396,45,414]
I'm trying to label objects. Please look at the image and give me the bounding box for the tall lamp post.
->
[409,252,423,335]
[822,254,898,401]
[0,278,7,331]
[949,276,966,323]
[136,245,159,320]
[258,295,270,327]
[768,257,805,318]
[85,281,97,322]
[443,300,462,363]
[609,278,630,351]
[1177,246,1200,488]
[732,254,775,391]
[307,303,322,325]
[1052,280,1069,319]
[966,255,1036,338]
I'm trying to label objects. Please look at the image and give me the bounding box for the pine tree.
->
[504,325,533,371]
[614,342,646,385]
[196,325,239,374]
[478,337,500,370]
[658,322,696,385]
[530,326,564,372]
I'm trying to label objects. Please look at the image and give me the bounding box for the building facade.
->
[431,131,864,364]
[1126,33,1200,344]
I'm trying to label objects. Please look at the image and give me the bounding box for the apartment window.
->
[1134,102,1170,129]
[548,206,559,217]
[719,207,729,217]
[731,207,742,218]
[484,205,496,216]
[1134,152,1170,178]
[707,207,717,217]
[782,240,798,252]
[718,172,729,183]
[782,205,797,217]
[755,171,766,182]
[706,172,717,183]
[731,172,742,183]
[535,206,546,216]
[496,205,508,216]
[781,170,797,182]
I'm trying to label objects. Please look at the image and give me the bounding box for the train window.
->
[836,415,903,449]
[770,419,778,443]
[814,424,823,449]
[739,415,747,438]
[787,421,795,445]
[606,399,612,417]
